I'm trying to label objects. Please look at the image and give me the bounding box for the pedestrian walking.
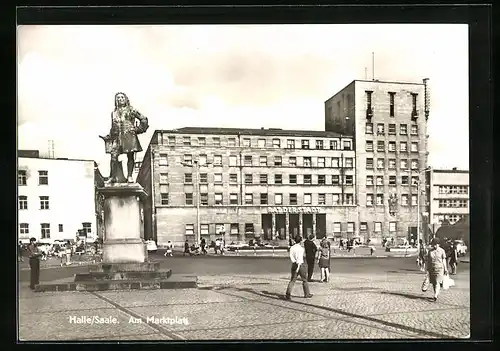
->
[18,241,24,262]
[418,239,427,271]
[318,238,331,283]
[27,237,42,290]
[426,238,449,301]
[200,238,207,255]
[215,238,221,255]
[285,236,313,300]
[304,234,318,282]
[183,240,190,256]
[63,240,72,265]
[448,242,458,275]
[164,240,173,257]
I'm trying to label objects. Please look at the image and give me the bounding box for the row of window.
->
[437,185,468,195]
[366,90,419,118]
[366,175,420,186]
[438,200,468,208]
[161,135,353,151]
[366,194,418,206]
[435,214,464,224]
[366,141,419,153]
[168,173,355,186]
[366,158,420,170]
[19,222,92,238]
[366,123,419,136]
[18,170,48,186]
[159,192,355,206]
[18,196,49,210]
[158,154,355,168]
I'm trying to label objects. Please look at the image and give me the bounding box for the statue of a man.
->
[100,92,149,184]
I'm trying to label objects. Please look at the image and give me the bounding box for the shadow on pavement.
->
[380,291,433,301]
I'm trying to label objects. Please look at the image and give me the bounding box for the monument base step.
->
[89,261,160,273]
[34,274,197,292]
[74,269,172,281]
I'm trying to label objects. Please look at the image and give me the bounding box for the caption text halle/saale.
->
[69,315,189,325]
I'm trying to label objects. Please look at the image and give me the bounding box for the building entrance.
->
[276,214,286,240]
[302,214,313,238]
[261,214,272,240]
[316,214,326,238]
[289,214,299,240]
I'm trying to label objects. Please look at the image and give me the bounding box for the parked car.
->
[454,240,467,256]
[146,240,158,253]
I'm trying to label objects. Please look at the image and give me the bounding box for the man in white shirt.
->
[285,235,313,300]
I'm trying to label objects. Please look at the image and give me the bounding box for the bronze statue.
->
[100,92,149,184]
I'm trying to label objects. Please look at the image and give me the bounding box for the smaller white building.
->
[17,151,104,243]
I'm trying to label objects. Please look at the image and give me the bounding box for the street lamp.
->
[412,167,432,253]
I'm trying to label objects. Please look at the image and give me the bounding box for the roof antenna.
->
[372,52,375,81]
[364,67,367,80]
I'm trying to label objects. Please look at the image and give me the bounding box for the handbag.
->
[421,273,430,292]
[442,274,454,290]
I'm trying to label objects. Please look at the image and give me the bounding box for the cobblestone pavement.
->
[18,269,469,341]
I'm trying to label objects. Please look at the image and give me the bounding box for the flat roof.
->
[156,127,352,138]
[432,169,469,174]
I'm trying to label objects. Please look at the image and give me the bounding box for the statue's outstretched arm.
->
[133,109,149,134]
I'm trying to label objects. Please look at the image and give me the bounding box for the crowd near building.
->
[17,150,105,243]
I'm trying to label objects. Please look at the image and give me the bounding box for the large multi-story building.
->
[17,150,105,243]
[137,128,356,246]
[324,79,430,243]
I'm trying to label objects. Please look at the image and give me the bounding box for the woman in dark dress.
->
[318,238,331,283]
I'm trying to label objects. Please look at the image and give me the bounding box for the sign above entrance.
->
[267,206,323,214]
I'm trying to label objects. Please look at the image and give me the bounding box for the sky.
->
[17,24,469,176]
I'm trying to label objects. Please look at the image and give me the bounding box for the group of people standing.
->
[182,238,226,256]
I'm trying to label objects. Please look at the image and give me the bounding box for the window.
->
[289,174,297,184]
[388,159,396,169]
[244,155,253,166]
[377,141,385,152]
[401,194,409,206]
[183,136,191,146]
[366,194,373,206]
[376,194,384,206]
[345,158,353,168]
[376,176,384,186]
[199,154,207,165]
[345,194,354,205]
[411,93,418,112]
[243,138,251,147]
[245,223,254,234]
[272,139,280,148]
[316,140,324,149]
[344,175,353,185]
[318,175,326,185]
[211,173,222,184]
[330,140,338,150]
[366,123,373,134]
[411,176,419,186]
[400,159,408,169]
[230,193,238,205]
[366,141,374,152]
[230,223,239,234]
[200,193,208,206]
[389,92,395,116]
[184,173,193,184]
[245,193,253,205]
[400,124,408,135]
[19,196,28,210]
[377,123,385,135]
[317,157,325,167]
[411,159,419,170]
[411,125,419,135]
[318,193,326,205]
[82,222,91,235]
[366,158,373,169]
[360,222,368,232]
[389,176,397,186]
[200,173,208,183]
[20,223,29,235]
[289,193,298,205]
[185,193,193,205]
[213,137,221,146]
[289,157,297,167]
[287,139,295,148]
[39,196,49,210]
[303,175,312,185]
[228,138,236,147]
[274,174,283,184]
[343,140,352,150]
[229,173,238,184]
[411,142,419,153]
[377,158,385,169]
[274,156,282,166]
[332,194,340,205]
[304,193,312,204]
[301,140,310,149]
[185,224,194,236]
[332,175,340,185]
[260,193,268,205]
[366,176,374,186]
[333,222,341,234]
[213,193,222,205]
[400,142,408,152]
[229,155,238,166]
[200,224,209,235]
[245,174,253,184]
[389,222,397,232]
[41,223,50,239]
[411,195,418,206]
[198,137,206,146]
[303,157,312,167]
[401,176,409,186]
[260,156,268,166]
[260,174,268,184]
[18,170,27,186]
[366,90,373,110]
[161,193,169,205]
[159,173,169,184]
[388,123,396,135]
[38,171,48,185]
[274,193,283,205]
[258,139,266,148]
[168,136,176,145]
[213,155,222,166]
[388,141,396,152]
[332,157,339,168]
[215,223,225,235]
[159,153,168,166]
[183,154,193,165]
[347,222,355,233]
[373,222,382,232]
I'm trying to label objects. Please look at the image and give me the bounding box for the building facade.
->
[324,79,430,243]
[137,128,356,247]
[17,151,105,243]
